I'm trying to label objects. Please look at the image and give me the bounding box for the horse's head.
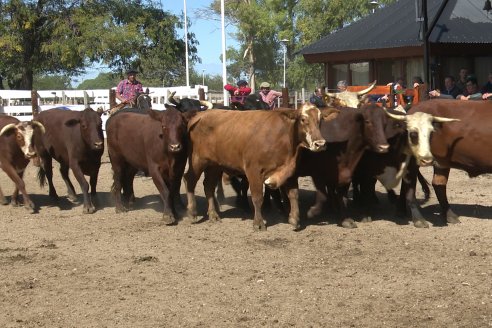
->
[136,92,152,112]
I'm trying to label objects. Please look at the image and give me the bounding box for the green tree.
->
[76,73,121,90]
[0,0,197,90]
[33,75,72,90]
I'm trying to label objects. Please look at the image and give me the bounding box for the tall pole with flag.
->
[221,0,229,106]
[184,0,190,87]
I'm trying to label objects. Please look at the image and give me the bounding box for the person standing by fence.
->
[258,82,282,109]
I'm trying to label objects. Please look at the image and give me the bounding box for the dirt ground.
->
[0,147,491,328]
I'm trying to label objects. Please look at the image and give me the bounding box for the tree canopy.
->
[203,0,397,91]
[0,0,198,90]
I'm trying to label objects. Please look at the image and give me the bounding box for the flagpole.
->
[184,0,190,87]
[221,0,228,106]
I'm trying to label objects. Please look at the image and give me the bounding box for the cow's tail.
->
[37,166,46,188]
[417,169,431,202]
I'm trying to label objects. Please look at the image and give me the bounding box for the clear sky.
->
[77,0,235,84]
[162,0,238,76]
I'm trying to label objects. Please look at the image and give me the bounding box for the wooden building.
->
[300,0,492,90]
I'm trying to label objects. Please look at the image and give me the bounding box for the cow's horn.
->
[199,100,213,109]
[31,120,46,134]
[384,108,407,121]
[326,91,337,97]
[432,116,460,123]
[356,80,377,95]
[168,91,180,105]
[0,123,17,136]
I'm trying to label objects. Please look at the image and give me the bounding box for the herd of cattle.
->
[1,86,491,231]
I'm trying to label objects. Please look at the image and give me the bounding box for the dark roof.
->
[300,0,492,56]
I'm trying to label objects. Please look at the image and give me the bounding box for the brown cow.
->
[398,99,491,227]
[184,104,338,230]
[33,107,104,214]
[0,116,45,212]
[106,106,196,224]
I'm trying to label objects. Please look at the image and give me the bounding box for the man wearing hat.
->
[116,69,144,107]
[258,82,282,109]
[224,80,252,109]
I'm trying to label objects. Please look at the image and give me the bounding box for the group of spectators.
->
[224,80,282,109]
[113,68,492,110]
[429,69,492,101]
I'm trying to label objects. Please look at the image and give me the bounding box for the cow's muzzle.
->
[93,141,103,149]
[169,143,182,152]
[310,139,326,152]
[375,143,390,153]
[418,157,433,167]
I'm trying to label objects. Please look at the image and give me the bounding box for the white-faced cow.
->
[0,115,45,212]
[33,107,104,214]
[396,99,492,228]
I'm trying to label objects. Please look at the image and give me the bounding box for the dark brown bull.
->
[0,116,45,212]
[296,104,403,228]
[33,107,104,213]
[184,104,338,230]
[399,99,491,228]
[106,106,196,224]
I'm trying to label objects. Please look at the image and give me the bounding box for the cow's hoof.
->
[115,206,127,213]
[307,206,321,219]
[24,201,36,213]
[68,194,78,203]
[49,193,59,201]
[162,214,175,225]
[0,197,8,205]
[207,211,222,222]
[341,219,357,229]
[83,206,96,214]
[360,216,372,223]
[10,198,19,207]
[413,219,429,228]
[446,210,460,224]
[253,222,267,231]
[288,215,300,230]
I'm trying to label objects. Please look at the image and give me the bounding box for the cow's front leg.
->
[203,168,222,222]
[307,176,327,219]
[432,166,459,224]
[283,177,300,230]
[70,163,95,214]
[400,158,428,228]
[149,166,175,225]
[184,157,205,223]
[3,165,35,213]
[41,155,59,200]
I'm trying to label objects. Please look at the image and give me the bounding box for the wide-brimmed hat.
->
[126,69,139,75]
[237,80,248,86]
[260,82,270,88]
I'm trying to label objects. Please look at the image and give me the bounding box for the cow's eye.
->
[17,134,22,140]
[409,131,419,145]
[301,117,308,124]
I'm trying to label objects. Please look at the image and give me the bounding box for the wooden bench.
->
[395,83,427,106]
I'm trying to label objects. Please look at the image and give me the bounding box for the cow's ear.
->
[147,109,164,122]
[65,119,80,127]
